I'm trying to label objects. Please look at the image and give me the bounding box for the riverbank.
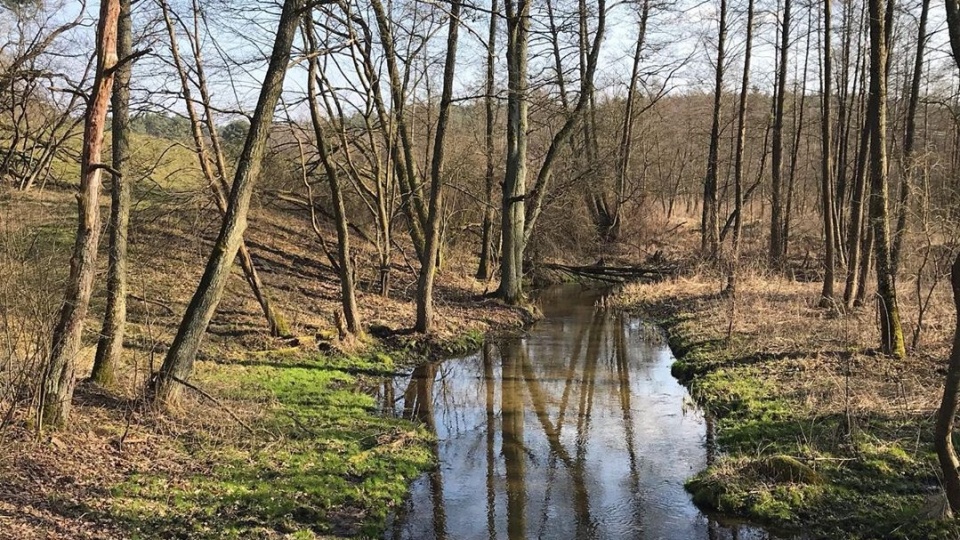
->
[2,338,514,539]
[614,272,960,539]
[0,187,531,539]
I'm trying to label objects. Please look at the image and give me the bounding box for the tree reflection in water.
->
[384,286,787,540]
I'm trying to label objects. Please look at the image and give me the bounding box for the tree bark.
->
[150,0,301,407]
[91,0,132,387]
[477,0,498,281]
[819,0,837,305]
[41,0,121,427]
[935,0,960,513]
[936,254,960,515]
[866,0,906,358]
[769,0,791,267]
[498,0,530,304]
[701,0,727,261]
[304,12,362,336]
[415,0,461,333]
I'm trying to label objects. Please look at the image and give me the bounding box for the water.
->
[383,285,785,540]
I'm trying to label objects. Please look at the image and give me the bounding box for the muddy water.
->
[383,286,783,540]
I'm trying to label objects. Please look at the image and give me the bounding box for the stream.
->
[382,285,786,540]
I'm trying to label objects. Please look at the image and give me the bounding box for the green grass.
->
[652,308,960,539]
[106,351,433,539]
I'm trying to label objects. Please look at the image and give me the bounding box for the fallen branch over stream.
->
[542,262,677,283]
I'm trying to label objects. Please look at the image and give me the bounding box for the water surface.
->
[384,286,782,540]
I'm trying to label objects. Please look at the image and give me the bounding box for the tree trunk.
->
[91,0,132,387]
[866,0,905,358]
[150,0,301,407]
[701,0,727,261]
[160,0,289,338]
[369,0,426,257]
[477,0,498,281]
[498,0,530,304]
[304,13,362,336]
[41,0,121,427]
[891,0,930,277]
[415,0,461,333]
[769,0,791,268]
[730,0,755,267]
[819,0,836,305]
[613,0,650,243]
[936,254,960,515]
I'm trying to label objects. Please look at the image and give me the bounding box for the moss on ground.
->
[617,278,960,539]
[106,350,434,539]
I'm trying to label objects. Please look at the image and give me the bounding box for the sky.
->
[5,0,960,124]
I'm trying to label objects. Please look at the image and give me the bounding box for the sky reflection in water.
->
[383,286,785,540]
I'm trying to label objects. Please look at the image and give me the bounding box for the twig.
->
[129,294,176,316]
[167,375,256,435]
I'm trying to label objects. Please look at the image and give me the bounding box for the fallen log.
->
[542,262,677,283]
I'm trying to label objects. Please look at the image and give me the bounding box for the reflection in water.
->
[385,286,785,540]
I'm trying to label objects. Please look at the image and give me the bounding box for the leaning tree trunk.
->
[160,0,290,338]
[935,0,960,514]
[41,0,121,427]
[935,254,960,515]
[416,0,461,333]
[304,12,362,336]
[91,0,132,387]
[150,0,301,407]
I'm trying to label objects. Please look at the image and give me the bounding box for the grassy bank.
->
[0,182,528,539]
[614,273,960,539]
[106,349,434,539]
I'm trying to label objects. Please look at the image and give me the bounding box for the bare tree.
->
[90,0,132,386]
[150,0,302,407]
[497,0,530,304]
[818,0,836,305]
[40,0,121,427]
[303,10,362,336]
[476,0,498,281]
[866,0,905,358]
[415,0,462,333]
[701,0,726,261]
[769,0,792,267]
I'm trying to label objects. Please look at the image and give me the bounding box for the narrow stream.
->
[382,285,784,540]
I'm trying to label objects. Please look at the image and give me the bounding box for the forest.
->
[5,0,960,537]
